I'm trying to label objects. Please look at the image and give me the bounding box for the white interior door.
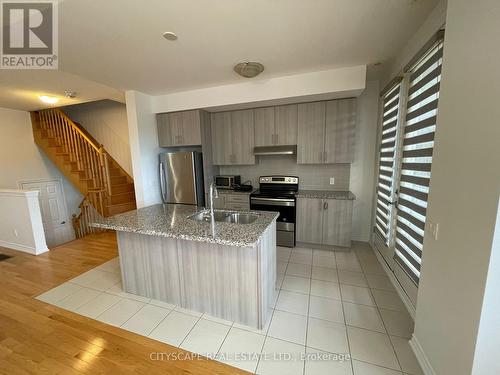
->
[20,179,73,248]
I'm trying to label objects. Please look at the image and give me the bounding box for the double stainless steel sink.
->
[188,210,259,224]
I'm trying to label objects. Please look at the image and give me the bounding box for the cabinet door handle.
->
[319,151,323,163]
[324,151,327,163]
[323,201,328,210]
[275,133,278,144]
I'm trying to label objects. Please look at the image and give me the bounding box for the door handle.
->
[60,221,66,224]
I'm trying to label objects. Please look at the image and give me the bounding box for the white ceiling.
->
[0,0,439,111]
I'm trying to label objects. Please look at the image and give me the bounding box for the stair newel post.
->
[102,148,112,198]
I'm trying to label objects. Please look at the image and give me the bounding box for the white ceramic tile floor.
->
[35,242,420,375]
[268,309,308,345]
[282,275,311,294]
[309,295,344,323]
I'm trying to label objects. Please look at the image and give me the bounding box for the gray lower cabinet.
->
[211,110,255,165]
[322,199,353,247]
[157,110,202,147]
[296,197,323,244]
[296,197,352,247]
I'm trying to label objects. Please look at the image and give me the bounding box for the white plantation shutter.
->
[394,38,444,284]
[375,81,402,245]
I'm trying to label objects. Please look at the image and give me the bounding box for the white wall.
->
[0,189,48,255]
[381,0,447,88]
[63,100,133,176]
[152,66,366,113]
[412,1,500,374]
[0,107,82,217]
[350,80,379,241]
[472,197,500,375]
[125,91,162,208]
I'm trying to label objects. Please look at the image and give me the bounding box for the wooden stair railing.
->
[72,190,106,238]
[31,108,136,239]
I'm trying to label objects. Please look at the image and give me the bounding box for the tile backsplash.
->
[220,155,350,191]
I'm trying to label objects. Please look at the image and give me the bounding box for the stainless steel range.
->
[250,176,298,247]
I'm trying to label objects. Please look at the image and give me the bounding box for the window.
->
[374,31,444,287]
[394,38,444,284]
[375,81,402,245]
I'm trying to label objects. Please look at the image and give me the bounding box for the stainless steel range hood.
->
[253,145,297,156]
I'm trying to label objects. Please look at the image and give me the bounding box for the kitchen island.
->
[92,204,277,329]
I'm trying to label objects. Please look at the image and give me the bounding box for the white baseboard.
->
[369,240,416,319]
[0,239,48,255]
[409,334,437,375]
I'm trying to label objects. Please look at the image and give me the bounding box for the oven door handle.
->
[250,197,295,207]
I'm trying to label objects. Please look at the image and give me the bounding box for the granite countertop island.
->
[91,203,277,329]
[92,203,278,247]
[296,190,356,200]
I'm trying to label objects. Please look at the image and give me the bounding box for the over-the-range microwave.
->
[214,175,241,189]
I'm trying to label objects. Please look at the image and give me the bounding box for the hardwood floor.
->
[0,232,247,374]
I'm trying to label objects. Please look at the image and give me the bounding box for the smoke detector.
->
[234,62,264,78]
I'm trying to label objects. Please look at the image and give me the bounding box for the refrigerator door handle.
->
[159,161,167,203]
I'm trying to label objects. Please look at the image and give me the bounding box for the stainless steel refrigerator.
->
[159,151,205,206]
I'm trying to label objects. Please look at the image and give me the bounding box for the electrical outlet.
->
[329,177,335,185]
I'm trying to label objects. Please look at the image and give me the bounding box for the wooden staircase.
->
[31,109,136,238]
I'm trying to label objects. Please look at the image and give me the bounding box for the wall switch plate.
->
[329,177,335,185]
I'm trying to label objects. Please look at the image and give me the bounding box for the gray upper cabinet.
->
[254,107,275,147]
[297,99,356,164]
[211,110,255,165]
[324,99,356,163]
[231,110,255,165]
[254,105,298,146]
[274,104,298,145]
[211,112,232,165]
[297,102,326,164]
[157,110,202,147]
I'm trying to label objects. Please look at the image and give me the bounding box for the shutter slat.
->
[382,119,397,132]
[405,116,437,134]
[396,219,424,246]
[396,231,423,259]
[400,174,430,187]
[408,64,442,96]
[410,46,443,81]
[403,147,434,158]
[384,97,400,116]
[394,255,420,285]
[402,162,432,172]
[399,186,429,203]
[406,98,439,121]
[397,208,425,231]
[381,129,397,141]
[408,83,440,108]
[403,131,435,146]
[398,197,427,217]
